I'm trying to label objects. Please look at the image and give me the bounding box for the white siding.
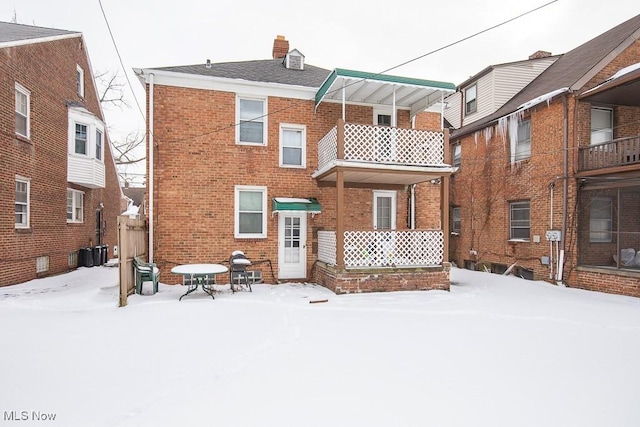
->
[67,155,106,188]
[493,58,557,109]
[462,74,494,126]
[443,92,462,129]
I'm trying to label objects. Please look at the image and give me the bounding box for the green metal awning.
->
[315,68,456,116]
[272,197,321,215]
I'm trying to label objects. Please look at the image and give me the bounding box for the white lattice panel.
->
[343,124,444,165]
[317,230,337,265]
[344,230,443,268]
[317,126,337,170]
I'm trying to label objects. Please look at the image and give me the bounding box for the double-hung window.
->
[590,107,613,145]
[280,124,306,167]
[515,119,531,161]
[67,189,84,223]
[452,142,461,167]
[15,177,30,229]
[237,97,266,145]
[76,65,85,97]
[452,206,461,234]
[465,84,477,115]
[235,186,267,238]
[589,197,612,242]
[15,83,30,138]
[509,201,530,240]
[75,123,88,155]
[95,129,103,161]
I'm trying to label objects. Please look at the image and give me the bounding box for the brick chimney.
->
[272,35,289,59]
[529,50,552,60]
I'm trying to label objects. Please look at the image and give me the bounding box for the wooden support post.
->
[441,128,451,264]
[336,169,345,270]
[337,118,345,160]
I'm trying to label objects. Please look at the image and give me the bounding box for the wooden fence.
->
[118,215,148,307]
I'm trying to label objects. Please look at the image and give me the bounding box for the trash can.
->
[84,247,94,267]
[92,245,102,266]
[101,244,109,265]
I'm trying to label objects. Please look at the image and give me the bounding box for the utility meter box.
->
[545,230,562,241]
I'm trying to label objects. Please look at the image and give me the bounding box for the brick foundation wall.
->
[0,36,123,286]
[313,262,450,294]
[571,268,640,298]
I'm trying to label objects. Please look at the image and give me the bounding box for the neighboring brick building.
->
[134,36,456,293]
[446,15,640,297]
[0,22,126,286]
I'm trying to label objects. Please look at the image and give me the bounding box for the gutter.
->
[149,73,155,262]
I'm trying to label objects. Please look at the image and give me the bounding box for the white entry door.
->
[278,213,307,279]
[373,191,396,265]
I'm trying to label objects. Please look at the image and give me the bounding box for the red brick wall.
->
[450,39,640,294]
[572,269,640,297]
[147,83,446,284]
[0,36,123,286]
[314,262,450,294]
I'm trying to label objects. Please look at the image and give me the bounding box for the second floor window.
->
[96,129,103,161]
[15,83,30,138]
[509,200,530,241]
[238,97,266,145]
[590,107,613,145]
[280,124,306,167]
[452,142,461,167]
[465,84,477,115]
[515,119,531,161]
[75,123,88,155]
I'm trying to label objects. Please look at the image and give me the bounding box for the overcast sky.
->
[3,0,638,182]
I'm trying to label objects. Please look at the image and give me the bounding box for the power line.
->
[158,0,558,145]
[98,0,145,122]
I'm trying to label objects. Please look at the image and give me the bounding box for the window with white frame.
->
[515,119,531,161]
[15,177,30,228]
[589,196,612,242]
[76,65,85,97]
[75,123,88,155]
[237,97,266,145]
[590,107,613,145]
[465,84,477,115]
[96,129,103,161]
[280,124,306,167]
[68,108,105,161]
[452,206,461,234]
[15,83,30,138]
[509,200,530,240]
[67,189,84,223]
[452,142,461,167]
[235,186,267,238]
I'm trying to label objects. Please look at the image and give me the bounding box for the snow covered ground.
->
[1,265,640,426]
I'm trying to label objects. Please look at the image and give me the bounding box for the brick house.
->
[446,15,640,297]
[0,22,125,286]
[134,36,456,293]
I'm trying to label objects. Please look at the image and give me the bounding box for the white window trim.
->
[509,200,531,241]
[452,142,461,167]
[236,95,268,146]
[77,65,85,97]
[234,185,268,238]
[96,128,104,161]
[515,119,531,161]
[279,123,306,168]
[15,83,30,139]
[68,108,105,161]
[373,190,397,230]
[452,206,461,234]
[590,107,613,145]
[15,176,30,229]
[465,84,477,115]
[67,188,84,223]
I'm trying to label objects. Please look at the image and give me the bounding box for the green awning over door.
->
[272,197,321,214]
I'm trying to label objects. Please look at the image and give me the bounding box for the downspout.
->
[341,80,346,121]
[549,182,554,280]
[391,86,397,127]
[558,94,568,284]
[148,73,155,263]
[410,184,416,229]
[440,92,444,131]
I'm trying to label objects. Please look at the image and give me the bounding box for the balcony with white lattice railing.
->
[313,120,453,185]
[318,229,444,269]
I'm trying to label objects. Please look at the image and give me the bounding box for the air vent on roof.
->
[285,49,305,70]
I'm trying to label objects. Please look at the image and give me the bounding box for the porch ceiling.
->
[579,65,640,107]
[315,68,455,117]
[313,162,452,186]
